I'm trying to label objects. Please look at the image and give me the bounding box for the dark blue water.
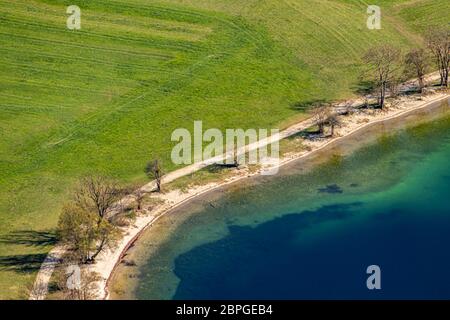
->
[120,106,450,300]
[173,202,450,299]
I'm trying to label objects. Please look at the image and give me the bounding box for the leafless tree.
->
[134,188,146,211]
[57,203,120,263]
[311,104,330,135]
[363,45,401,109]
[74,176,123,220]
[327,113,342,137]
[145,159,164,192]
[426,26,450,87]
[58,176,124,264]
[405,48,429,90]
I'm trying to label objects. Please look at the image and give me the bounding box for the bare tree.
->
[145,159,164,192]
[89,218,120,261]
[426,26,450,87]
[57,203,120,263]
[58,176,124,264]
[405,48,429,90]
[74,176,123,220]
[57,204,98,263]
[311,104,330,135]
[363,45,401,109]
[327,113,342,137]
[134,188,146,211]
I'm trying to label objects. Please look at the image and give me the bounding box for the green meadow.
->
[0,0,448,298]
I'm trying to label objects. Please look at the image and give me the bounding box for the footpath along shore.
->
[30,83,449,300]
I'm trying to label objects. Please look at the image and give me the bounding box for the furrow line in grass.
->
[322,1,377,49]
[0,47,169,72]
[96,0,265,47]
[274,1,332,61]
[315,1,368,57]
[304,0,366,57]
[0,53,217,84]
[0,62,139,89]
[2,0,214,26]
[0,77,112,96]
[283,0,361,59]
[0,16,207,54]
[2,2,259,53]
[0,31,176,60]
[1,0,213,30]
[0,104,73,116]
[0,92,32,100]
[0,6,211,37]
[98,0,217,25]
[0,100,73,110]
[38,52,225,148]
[43,90,156,148]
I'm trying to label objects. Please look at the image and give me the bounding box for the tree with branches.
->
[327,113,342,137]
[74,176,123,220]
[426,26,450,87]
[405,48,429,91]
[363,45,401,109]
[57,176,123,264]
[311,104,330,135]
[145,159,164,192]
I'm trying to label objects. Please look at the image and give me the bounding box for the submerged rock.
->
[318,184,343,194]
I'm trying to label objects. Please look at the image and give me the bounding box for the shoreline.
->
[103,93,449,300]
[29,89,449,300]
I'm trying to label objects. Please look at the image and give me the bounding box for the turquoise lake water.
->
[116,101,450,300]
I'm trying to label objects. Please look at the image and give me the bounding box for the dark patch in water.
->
[318,184,343,194]
[349,183,359,188]
[170,199,450,300]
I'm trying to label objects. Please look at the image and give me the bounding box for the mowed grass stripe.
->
[0,46,170,73]
[0,77,115,96]
[7,0,214,25]
[398,0,450,30]
[0,5,212,42]
[4,0,213,34]
[0,30,177,60]
[0,14,209,53]
[0,64,138,93]
[283,0,362,59]
[0,6,209,55]
[0,62,143,87]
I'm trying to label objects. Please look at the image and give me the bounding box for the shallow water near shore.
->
[111,99,450,299]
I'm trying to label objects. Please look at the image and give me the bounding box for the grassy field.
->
[0,0,448,298]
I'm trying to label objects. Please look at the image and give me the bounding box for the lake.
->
[111,99,450,300]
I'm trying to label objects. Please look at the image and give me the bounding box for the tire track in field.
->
[0,78,112,96]
[0,8,210,41]
[0,17,206,54]
[0,47,165,72]
[282,0,360,60]
[0,62,140,89]
[0,50,222,84]
[0,32,175,60]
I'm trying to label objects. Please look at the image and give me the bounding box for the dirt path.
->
[29,74,447,300]
[100,92,449,300]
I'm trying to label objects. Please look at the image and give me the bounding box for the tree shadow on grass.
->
[0,230,57,247]
[352,79,376,96]
[290,99,330,112]
[0,253,48,274]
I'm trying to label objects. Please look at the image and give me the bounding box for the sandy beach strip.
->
[100,92,449,300]
[30,88,449,300]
